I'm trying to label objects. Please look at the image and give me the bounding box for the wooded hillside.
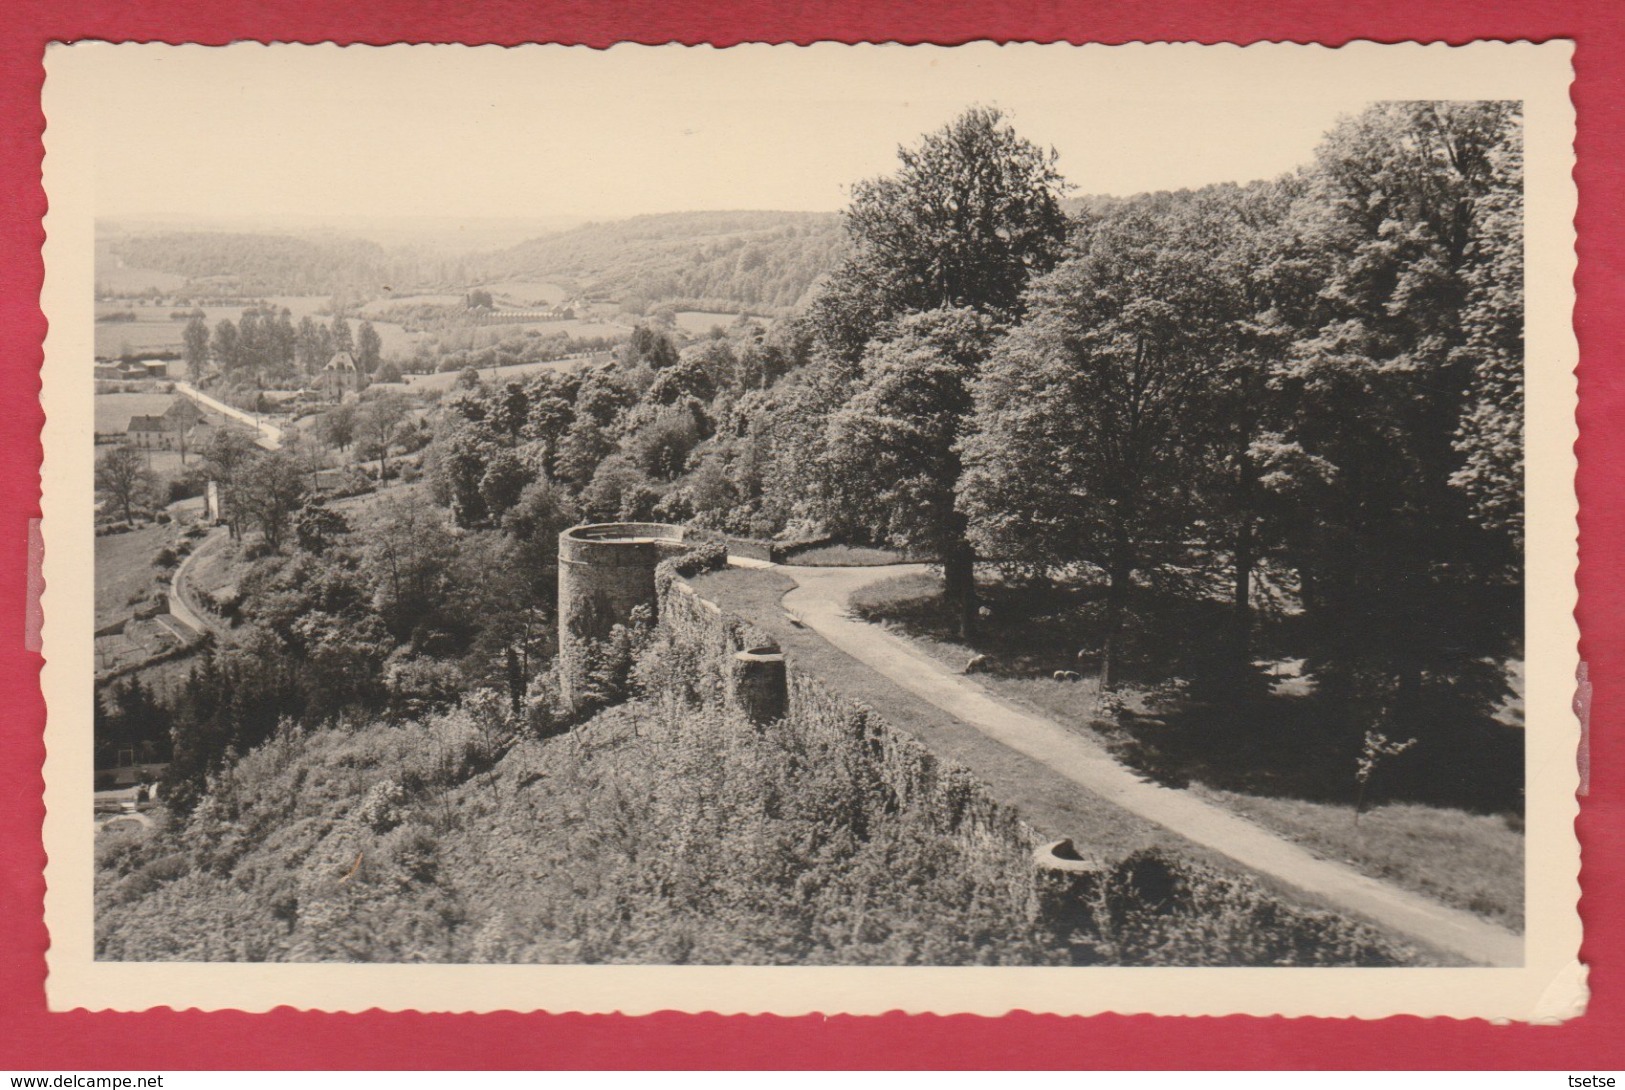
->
[475,210,847,312]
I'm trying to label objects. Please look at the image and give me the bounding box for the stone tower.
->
[557,522,690,710]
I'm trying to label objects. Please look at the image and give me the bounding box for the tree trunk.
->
[1100,557,1132,691]
[943,538,978,641]
[1231,517,1256,674]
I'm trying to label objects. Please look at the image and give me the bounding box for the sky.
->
[61,42,1483,223]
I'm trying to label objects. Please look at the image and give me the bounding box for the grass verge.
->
[785,544,916,567]
[1193,788,1524,930]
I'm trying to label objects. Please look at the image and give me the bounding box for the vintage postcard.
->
[40,40,1583,1019]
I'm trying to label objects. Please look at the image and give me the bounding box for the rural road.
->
[169,526,231,637]
[772,561,1524,968]
[175,382,283,450]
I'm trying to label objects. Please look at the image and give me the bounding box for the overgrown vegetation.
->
[97,588,1418,966]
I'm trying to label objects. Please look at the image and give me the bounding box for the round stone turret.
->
[1031,838,1106,944]
[728,646,788,726]
[557,522,690,711]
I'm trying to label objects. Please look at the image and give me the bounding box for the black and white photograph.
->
[41,41,1581,1017]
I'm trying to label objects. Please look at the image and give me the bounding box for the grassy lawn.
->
[1195,788,1524,930]
[95,392,183,435]
[403,358,581,393]
[786,543,917,567]
[843,569,1524,930]
[94,523,173,629]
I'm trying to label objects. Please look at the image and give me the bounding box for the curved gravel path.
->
[773,561,1524,968]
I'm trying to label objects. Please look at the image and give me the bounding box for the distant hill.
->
[106,231,475,300]
[103,211,851,313]
[477,210,848,313]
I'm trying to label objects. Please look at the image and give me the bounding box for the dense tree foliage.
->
[809,106,1069,364]
[824,309,996,634]
[95,445,159,524]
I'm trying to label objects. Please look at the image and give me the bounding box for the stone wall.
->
[657,568,1040,866]
[559,530,1074,932]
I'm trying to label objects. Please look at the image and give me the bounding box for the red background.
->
[3,0,1620,1070]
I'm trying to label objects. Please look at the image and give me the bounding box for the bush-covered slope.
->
[96,580,1421,967]
[94,693,1062,964]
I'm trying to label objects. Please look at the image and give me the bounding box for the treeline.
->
[382,322,620,377]
[477,210,847,312]
[111,232,473,299]
[421,318,808,538]
[183,309,384,386]
[746,102,1523,772]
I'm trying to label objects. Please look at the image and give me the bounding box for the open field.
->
[673,310,769,335]
[481,279,571,304]
[94,257,188,295]
[328,480,431,530]
[95,616,189,677]
[94,298,422,360]
[402,357,584,392]
[95,392,183,434]
[357,293,465,315]
[479,316,628,340]
[94,523,173,629]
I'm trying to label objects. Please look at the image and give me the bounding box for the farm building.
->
[316,349,367,402]
[163,397,203,431]
[124,415,169,448]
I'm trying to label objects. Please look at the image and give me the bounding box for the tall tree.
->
[1267,101,1523,728]
[807,105,1070,364]
[268,307,298,376]
[1449,114,1525,556]
[356,320,383,374]
[210,318,240,376]
[238,450,309,551]
[801,107,1071,636]
[295,316,323,374]
[314,402,357,455]
[961,197,1249,684]
[824,308,995,636]
[330,314,354,358]
[96,445,157,524]
[200,428,260,538]
[356,393,409,479]
[237,309,266,380]
[183,315,210,383]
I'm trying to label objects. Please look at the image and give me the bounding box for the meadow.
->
[94,297,422,360]
[401,357,582,392]
[94,522,174,629]
[95,391,184,435]
[673,310,767,335]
